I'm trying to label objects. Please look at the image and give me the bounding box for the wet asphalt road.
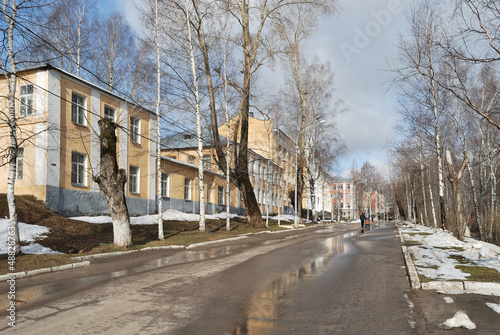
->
[1,222,416,334]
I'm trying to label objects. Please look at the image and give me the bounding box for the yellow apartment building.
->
[1,64,334,219]
[161,115,335,218]
[0,64,157,216]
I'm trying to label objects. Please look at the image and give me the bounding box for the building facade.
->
[0,64,157,216]
[2,65,334,219]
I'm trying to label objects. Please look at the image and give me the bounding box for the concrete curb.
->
[72,250,140,260]
[186,236,248,249]
[402,246,421,289]
[0,260,90,282]
[398,227,500,296]
[139,245,185,251]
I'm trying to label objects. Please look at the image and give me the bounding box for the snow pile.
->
[486,303,500,314]
[443,297,454,304]
[0,219,62,255]
[442,311,476,330]
[400,223,500,281]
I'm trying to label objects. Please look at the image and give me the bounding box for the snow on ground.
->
[0,219,62,255]
[399,222,500,281]
[71,209,246,224]
[486,303,500,314]
[442,311,476,330]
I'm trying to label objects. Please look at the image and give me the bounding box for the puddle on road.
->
[10,234,311,308]
[11,244,252,308]
[232,229,368,335]
[10,224,389,310]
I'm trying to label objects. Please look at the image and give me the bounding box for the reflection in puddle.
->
[234,231,359,335]
[9,244,251,309]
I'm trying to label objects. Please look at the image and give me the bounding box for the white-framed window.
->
[218,186,224,205]
[184,178,192,201]
[129,165,140,194]
[202,155,211,171]
[161,173,169,197]
[71,92,86,126]
[188,155,195,165]
[104,105,116,121]
[130,116,140,144]
[71,151,87,186]
[16,147,24,180]
[20,84,34,117]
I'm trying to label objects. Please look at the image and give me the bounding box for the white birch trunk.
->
[419,136,428,226]
[3,0,21,255]
[265,160,269,228]
[310,178,317,223]
[184,0,205,232]
[456,104,483,238]
[432,93,446,229]
[222,24,231,232]
[425,168,437,228]
[405,176,411,221]
[155,0,164,240]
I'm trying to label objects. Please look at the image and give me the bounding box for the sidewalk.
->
[398,222,500,333]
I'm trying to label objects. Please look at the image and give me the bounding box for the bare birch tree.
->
[183,0,206,231]
[393,1,449,229]
[1,0,23,255]
[93,12,137,93]
[26,0,95,75]
[153,0,164,240]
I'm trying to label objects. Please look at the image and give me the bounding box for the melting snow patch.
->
[71,209,244,224]
[442,311,476,330]
[486,303,500,314]
[443,297,454,304]
[22,243,63,255]
[0,220,60,254]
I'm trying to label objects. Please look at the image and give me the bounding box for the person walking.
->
[360,211,366,228]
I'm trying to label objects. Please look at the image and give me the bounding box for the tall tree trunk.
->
[3,0,21,256]
[418,123,429,226]
[458,106,483,239]
[184,0,205,232]
[192,0,262,226]
[309,177,317,223]
[446,150,470,238]
[155,0,164,240]
[427,168,438,228]
[93,119,132,247]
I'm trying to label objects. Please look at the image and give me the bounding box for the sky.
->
[102,0,414,178]
[305,0,414,176]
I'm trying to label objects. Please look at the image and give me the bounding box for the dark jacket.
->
[360,213,366,221]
